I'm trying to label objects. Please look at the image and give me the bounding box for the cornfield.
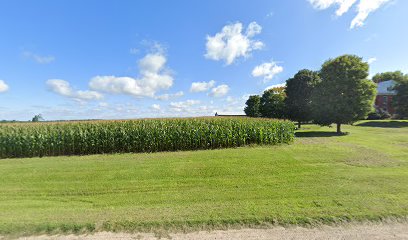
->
[0,117,295,159]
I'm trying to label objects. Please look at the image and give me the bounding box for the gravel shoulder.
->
[8,222,408,240]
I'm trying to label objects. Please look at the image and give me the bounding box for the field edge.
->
[2,215,408,238]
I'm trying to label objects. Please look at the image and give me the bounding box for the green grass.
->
[0,120,407,236]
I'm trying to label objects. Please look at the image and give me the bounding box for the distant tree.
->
[311,55,377,133]
[1,120,17,123]
[32,114,44,122]
[394,80,408,118]
[244,95,261,117]
[372,71,407,83]
[260,87,286,119]
[285,69,321,129]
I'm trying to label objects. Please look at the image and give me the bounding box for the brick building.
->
[375,80,397,115]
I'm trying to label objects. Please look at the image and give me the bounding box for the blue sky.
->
[0,0,407,120]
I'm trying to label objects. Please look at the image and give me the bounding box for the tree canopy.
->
[285,69,320,128]
[394,80,408,118]
[244,95,261,117]
[260,87,286,119]
[372,71,407,83]
[32,114,44,122]
[311,55,377,133]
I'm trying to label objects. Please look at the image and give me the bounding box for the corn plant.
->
[0,118,295,159]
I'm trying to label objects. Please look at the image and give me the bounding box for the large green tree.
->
[244,95,261,117]
[32,114,44,122]
[311,55,377,133]
[260,87,286,119]
[285,69,321,129]
[372,71,407,83]
[394,80,408,118]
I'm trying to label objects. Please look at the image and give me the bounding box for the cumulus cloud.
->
[22,51,55,64]
[47,79,103,101]
[151,104,161,111]
[169,100,200,112]
[241,93,256,101]
[264,83,286,91]
[246,22,262,37]
[209,84,230,97]
[351,0,390,28]
[98,102,109,107]
[367,57,377,64]
[0,80,9,93]
[155,91,184,101]
[205,22,264,65]
[309,0,357,15]
[190,80,229,98]
[89,53,173,98]
[190,80,216,93]
[308,0,390,29]
[252,61,283,82]
[226,96,235,103]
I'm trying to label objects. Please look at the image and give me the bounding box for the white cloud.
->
[98,102,109,107]
[89,53,173,98]
[155,91,184,100]
[216,95,248,115]
[89,76,143,96]
[75,90,103,100]
[190,80,216,93]
[47,79,103,101]
[209,84,230,97]
[47,80,72,96]
[241,93,256,101]
[205,22,264,65]
[22,51,55,64]
[151,104,161,111]
[309,0,357,16]
[3,97,251,120]
[308,0,390,29]
[367,57,377,64]
[169,100,200,112]
[246,22,262,37]
[252,61,283,82]
[139,53,167,74]
[0,80,9,93]
[226,96,235,103]
[141,40,167,55]
[351,0,390,28]
[264,83,286,91]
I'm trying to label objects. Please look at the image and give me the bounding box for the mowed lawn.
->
[0,120,407,236]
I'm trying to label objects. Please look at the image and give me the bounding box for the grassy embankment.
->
[0,120,407,236]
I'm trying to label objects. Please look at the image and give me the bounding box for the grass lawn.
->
[0,120,407,236]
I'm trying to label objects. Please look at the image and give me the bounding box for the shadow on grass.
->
[295,131,348,138]
[356,121,408,128]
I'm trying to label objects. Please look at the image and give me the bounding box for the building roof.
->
[377,80,397,95]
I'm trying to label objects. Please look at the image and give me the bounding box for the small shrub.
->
[367,108,391,120]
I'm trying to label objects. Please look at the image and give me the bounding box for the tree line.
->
[244,54,408,133]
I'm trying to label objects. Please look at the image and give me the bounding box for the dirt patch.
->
[9,222,408,240]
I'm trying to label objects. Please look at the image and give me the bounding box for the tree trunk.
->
[336,123,341,134]
[297,121,301,129]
